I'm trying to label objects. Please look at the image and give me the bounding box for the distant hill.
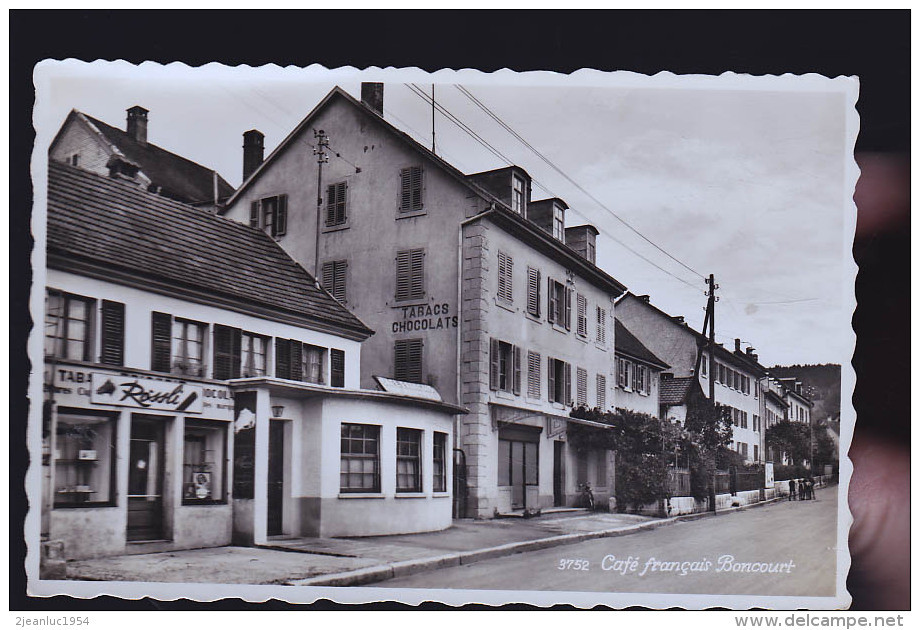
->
[769,363,841,424]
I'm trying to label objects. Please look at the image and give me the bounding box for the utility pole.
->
[313,129,329,287]
[431,84,436,155]
[699,274,719,512]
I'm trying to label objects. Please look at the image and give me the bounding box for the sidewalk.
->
[63,499,783,587]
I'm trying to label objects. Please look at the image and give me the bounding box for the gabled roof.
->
[614,319,669,370]
[222,86,628,297]
[659,376,698,406]
[52,110,235,205]
[46,160,373,339]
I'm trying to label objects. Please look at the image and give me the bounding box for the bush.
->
[773,464,809,481]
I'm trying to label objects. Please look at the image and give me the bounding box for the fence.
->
[667,467,692,497]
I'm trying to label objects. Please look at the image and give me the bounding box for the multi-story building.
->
[49,106,235,212]
[613,319,668,417]
[616,293,767,463]
[761,377,790,462]
[219,84,629,517]
[40,161,461,563]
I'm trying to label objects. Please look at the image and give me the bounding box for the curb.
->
[287,496,786,587]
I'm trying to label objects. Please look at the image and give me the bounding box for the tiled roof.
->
[46,160,373,338]
[82,113,235,205]
[659,377,696,406]
[615,319,669,369]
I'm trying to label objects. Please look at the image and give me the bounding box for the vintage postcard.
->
[26,61,858,609]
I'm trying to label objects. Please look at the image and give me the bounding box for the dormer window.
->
[512,175,526,216]
[552,203,565,241]
[249,194,288,238]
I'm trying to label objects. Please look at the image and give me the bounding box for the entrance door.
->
[553,441,565,507]
[267,420,285,537]
[127,417,165,541]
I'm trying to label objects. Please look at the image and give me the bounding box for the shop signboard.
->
[92,373,204,413]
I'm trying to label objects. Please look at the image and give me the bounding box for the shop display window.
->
[54,412,116,507]
[183,420,227,504]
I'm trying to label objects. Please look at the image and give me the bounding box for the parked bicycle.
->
[578,482,596,511]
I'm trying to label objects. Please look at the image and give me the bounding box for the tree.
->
[683,402,733,501]
[765,420,811,466]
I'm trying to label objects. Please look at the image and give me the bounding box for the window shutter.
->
[577,294,587,336]
[100,300,125,366]
[275,194,287,236]
[564,362,572,405]
[489,338,500,391]
[213,325,242,380]
[596,374,607,409]
[275,338,291,379]
[326,183,336,225]
[547,277,556,324]
[411,250,424,299]
[396,249,425,302]
[564,287,572,330]
[399,167,423,212]
[547,357,556,402]
[399,168,411,212]
[249,201,259,228]
[512,345,522,395]
[322,261,334,292]
[289,340,303,382]
[577,367,587,406]
[331,348,345,388]
[151,312,172,372]
[527,350,541,398]
[395,250,410,301]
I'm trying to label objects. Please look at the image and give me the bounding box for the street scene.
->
[29,64,854,608]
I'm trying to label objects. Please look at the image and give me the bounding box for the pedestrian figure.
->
[789,479,796,501]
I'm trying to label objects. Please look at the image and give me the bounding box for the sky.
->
[33,63,858,368]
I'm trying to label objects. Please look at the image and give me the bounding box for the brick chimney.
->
[242,129,265,181]
[126,106,148,146]
[361,82,384,116]
[735,338,742,353]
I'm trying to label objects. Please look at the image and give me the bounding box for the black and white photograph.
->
[25,60,860,611]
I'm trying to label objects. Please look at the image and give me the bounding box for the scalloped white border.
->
[26,60,859,610]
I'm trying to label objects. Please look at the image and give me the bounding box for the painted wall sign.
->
[764,462,775,489]
[392,302,458,334]
[92,373,203,413]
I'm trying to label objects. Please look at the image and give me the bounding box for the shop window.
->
[433,432,447,493]
[576,367,588,407]
[526,267,541,317]
[249,194,287,238]
[241,332,268,378]
[395,248,425,301]
[547,278,571,329]
[547,357,572,405]
[340,423,380,493]
[322,259,348,303]
[53,412,116,507]
[489,338,521,394]
[330,348,345,388]
[576,294,588,337]
[183,420,227,504]
[596,374,607,409]
[399,166,424,213]
[151,313,207,377]
[45,289,94,361]
[394,338,423,383]
[497,251,513,304]
[396,427,422,493]
[527,350,541,398]
[325,181,347,227]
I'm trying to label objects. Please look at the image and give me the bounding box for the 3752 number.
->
[558,558,590,571]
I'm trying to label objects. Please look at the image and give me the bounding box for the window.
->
[527,350,541,398]
[241,332,268,377]
[249,194,288,237]
[213,325,242,380]
[399,166,423,213]
[753,414,760,433]
[548,357,571,405]
[53,412,116,507]
[340,423,380,492]
[152,312,206,377]
[526,267,541,317]
[586,239,596,265]
[322,259,348,303]
[302,344,325,384]
[497,251,514,303]
[490,338,521,394]
[576,294,588,337]
[701,354,708,376]
[616,357,632,390]
[512,175,526,215]
[99,300,125,366]
[742,411,749,429]
[395,248,425,301]
[326,181,347,227]
[596,374,607,409]
[754,445,759,462]
[275,339,326,384]
[433,432,447,493]
[71,154,79,166]
[45,290,94,361]
[183,420,227,504]
[740,443,749,459]
[547,278,571,329]
[394,338,423,383]
[396,428,422,492]
[633,364,648,395]
[576,367,588,407]
[596,306,607,345]
[552,203,565,241]
[330,348,345,388]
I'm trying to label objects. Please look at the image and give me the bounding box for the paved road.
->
[374,488,840,596]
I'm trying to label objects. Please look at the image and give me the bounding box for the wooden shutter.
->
[577,294,587,336]
[547,277,556,323]
[410,249,424,299]
[489,338,500,391]
[597,374,606,409]
[249,201,259,228]
[151,312,172,372]
[497,251,513,302]
[526,267,540,317]
[326,183,337,225]
[289,340,303,382]
[564,287,572,330]
[275,338,291,379]
[100,300,125,366]
[564,362,572,405]
[326,182,347,226]
[331,348,345,388]
[527,350,541,398]
[512,345,522,395]
[577,367,587,406]
[547,357,556,403]
[213,325,242,380]
[275,194,287,236]
[399,166,423,212]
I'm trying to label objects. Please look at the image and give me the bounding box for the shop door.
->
[127,417,165,541]
[553,441,565,507]
[267,420,284,537]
